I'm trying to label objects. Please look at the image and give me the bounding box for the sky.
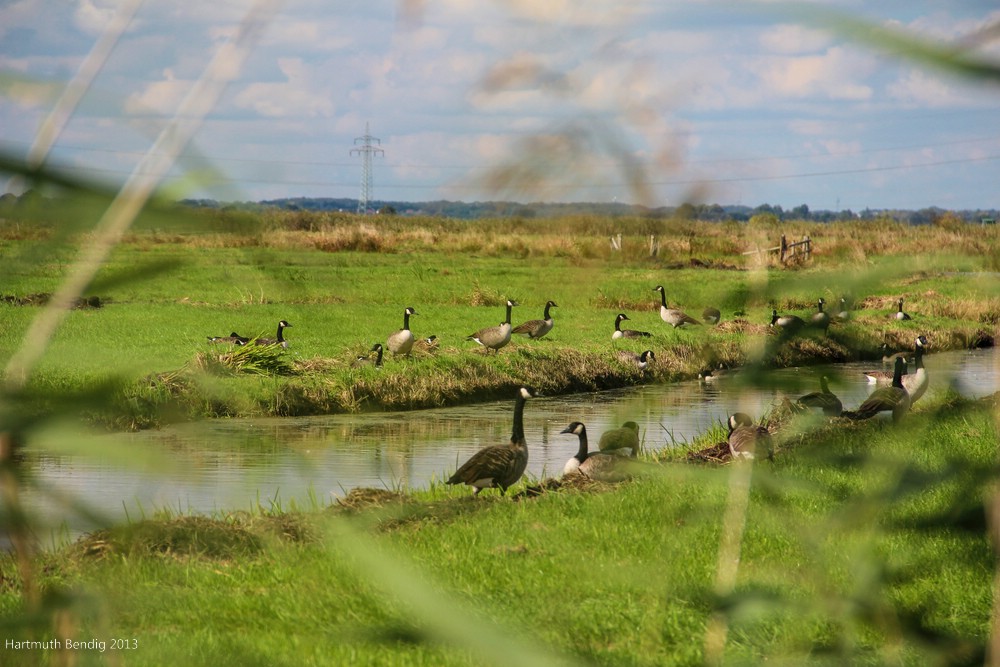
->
[1,0,999,212]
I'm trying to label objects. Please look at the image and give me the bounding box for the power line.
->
[45,151,1000,192]
[4,133,1000,171]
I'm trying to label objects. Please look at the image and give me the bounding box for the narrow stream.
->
[15,347,1000,543]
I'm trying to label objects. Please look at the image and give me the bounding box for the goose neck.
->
[511,395,527,444]
[575,427,589,461]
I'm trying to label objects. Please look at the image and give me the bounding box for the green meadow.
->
[1,211,999,665]
[1,211,998,429]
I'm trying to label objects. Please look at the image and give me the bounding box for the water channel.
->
[16,347,1000,543]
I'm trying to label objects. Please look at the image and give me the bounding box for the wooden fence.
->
[741,234,811,263]
[608,233,812,262]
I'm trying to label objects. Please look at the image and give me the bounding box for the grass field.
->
[1,212,998,429]
[1,211,998,666]
[0,394,994,666]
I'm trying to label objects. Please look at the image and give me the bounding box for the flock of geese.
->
[206,289,929,497]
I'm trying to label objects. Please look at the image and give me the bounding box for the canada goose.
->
[612,313,652,340]
[467,300,518,353]
[698,362,737,382]
[654,285,701,327]
[207,332,249,345]
[617,349,656,370]
[795,375,843,416]
[598,421,640,458]
[413,335,439,353]
[352,343,384,368]
[447,386,536,496]
[770,309,805,334]
[844,356,910,423]
[511,300,557,340]
[386,306,418,356]
[865,336,929,403]
[255,320,292,347]
[835,298,851,322]
[895,298,912,321]
[810,298,830,334]
[560,422,633,482]
[727,413,772,460]
[881,343,908,366]
[702,307,722,325]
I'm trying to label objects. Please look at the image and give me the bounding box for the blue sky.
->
[1,0,999,211]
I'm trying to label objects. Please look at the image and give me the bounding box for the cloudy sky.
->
[2,0,999,211]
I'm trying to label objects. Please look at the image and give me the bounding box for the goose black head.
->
[405,307,418,316]
[728,413,754,432]
[518,386,537,400]
[278,320,292,328]
[560,421,586,436]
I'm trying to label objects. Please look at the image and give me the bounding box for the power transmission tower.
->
[350,122,384,214]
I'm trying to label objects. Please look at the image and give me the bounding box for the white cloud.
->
[232,57,334,118]
[759,23,833,55]
[887,68,960,108]
[72,0,117,36]
[124,68,189,115]
[749,46,875,100]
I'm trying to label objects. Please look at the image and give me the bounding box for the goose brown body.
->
[387,307,417,355]
[560,422,633,482]
[796,375,843,416]
[612,313,651,340]
[727,413,772,460]
[845,356,910,423]
[654,285,701,327]
[467,300,517,353]
[447,387,536,496]
[255,320,292,347]
[512,300,557,339]
[208,332,249,345]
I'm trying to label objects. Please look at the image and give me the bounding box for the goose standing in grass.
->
[387,307,418,356]
[612,313,652,341]
[467,300,518,353]
[207,332,249,345]
[560,422,633,482]
[865,336,929,404]
[770,309,805,335]
[895,298,912,321]
[598,421,640,458]
[844,356,910,423]
[617,349,655,370]
[255,320,292,347]
[727,413,772,460]
[447,386,536,496]
[702,307,722,326]
[654,285,701,327]
[352,343,384,368]
[836,298,851,322]
[512,300,557,340]
[795,375,843,416]
[810,298,831,334]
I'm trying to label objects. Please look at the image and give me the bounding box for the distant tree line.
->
[177,196,998,226]
[2,190,995,225]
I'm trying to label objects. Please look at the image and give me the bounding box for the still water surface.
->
[19,347,1000,540]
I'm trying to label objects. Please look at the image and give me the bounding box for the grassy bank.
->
[0,393,994,666]
[1,214,998,429]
